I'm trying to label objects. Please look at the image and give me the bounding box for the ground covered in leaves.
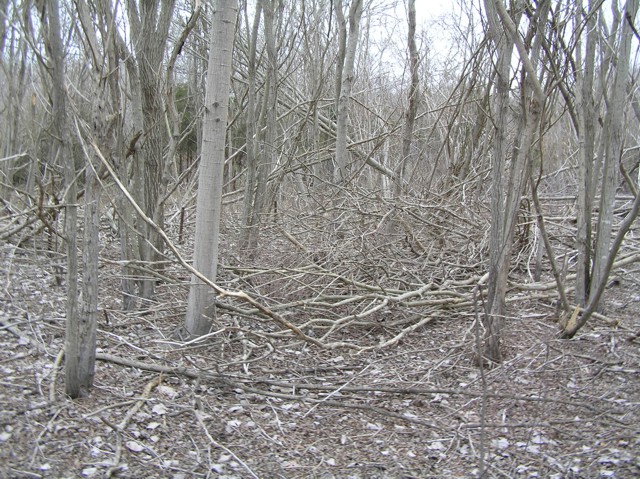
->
[1,196,640,478]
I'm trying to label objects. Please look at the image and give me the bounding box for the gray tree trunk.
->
[574,0,598,306]
[395,0,418,197]
[184,0,238,337]
[39,0,80,397]
[0,0,20,204]
[563,0,640,337]
[79,156,100,394]
[482,0,517,364]
[239,0,262,253]
[78,0,138,311]
[334,0,362,185]
[590,0,636,296]
[482,0,548,364]
[126,0,175,301]
[258,0,280,222]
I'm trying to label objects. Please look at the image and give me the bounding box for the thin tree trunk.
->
[241,0,277,255]
[126,0,176,301]
[185,0,238,337]
[79,155,100,393]
[387,0,418,236]
[482,0,548,364]
[0,0,19,204]
[482,0,517,364]
[590,0,637,296]
[334,0,362,185]
[574,0,598,306]
[239,0,262,253]
[260,0,280,222]
[563,0,639,337]
[395,0,418,197]
[39,0,80,397]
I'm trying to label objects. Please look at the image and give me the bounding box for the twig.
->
[92,141,332,349]
[116,376,163,431]
[0,317,46,352]
[529,167,570,313]
[302,364,369,418]
[105,375,162,477]
[473,284,488,478]
[359,314,437,351]
[194,409,260,479]
[279,225,308,253]
[82,400,137,419]
[95,352,604,412]
[49,348,65,402]
[512,252,640,291]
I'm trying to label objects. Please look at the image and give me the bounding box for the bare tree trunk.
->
[126,0,176,301]
[386,0,418,236]
[259,0,280,221]
[79,154,100,393]
[75,0,135,395]
[574,0,598,306]
[38,0,80,397]
[481,0,548,364]
[0,0,16,204]
[240,0,278,255]
[185,0,238,337]
[395,0,418,197]
[563,0,639,337]
[482,0,517,364]
[334,0,362,185]
[239,0,262,253]
[0,0,8,56]
[590,0,636,296]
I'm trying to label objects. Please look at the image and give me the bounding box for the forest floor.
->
[1,197,640,479]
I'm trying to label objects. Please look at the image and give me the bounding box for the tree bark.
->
[126,0,176,301]
[239,0,262,253]
[574,0,598,306]
[79,155,100,393]
[38,0,80,397]
[334,0,362,185]
[239,0,278,256]
[563,0,640,337]
[590,0,637,296]
[482,0,548,364]
[0,0,17,204]
[184,0,238,337]
[482,0,517,364]
[259,0,280,222]
[397,0,418,196]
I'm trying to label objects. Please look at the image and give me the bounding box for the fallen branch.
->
[92,142,347,350]
[194,409,260,479]
[105,375,163,478]
[95,352,603,412]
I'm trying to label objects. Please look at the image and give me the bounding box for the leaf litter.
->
[2,212,640,478]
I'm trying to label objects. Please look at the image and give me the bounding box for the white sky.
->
[415,0,453,22]
[366,0,470,83]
